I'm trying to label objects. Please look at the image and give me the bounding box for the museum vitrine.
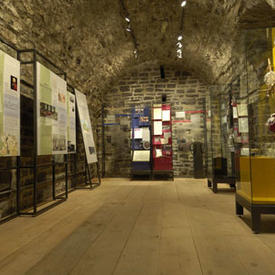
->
[235,27,275,233]
[207,84,238,192]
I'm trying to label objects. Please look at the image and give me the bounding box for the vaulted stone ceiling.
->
[123,0,275,83]
[1,0,274,94]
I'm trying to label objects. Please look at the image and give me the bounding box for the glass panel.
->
[237,27,275,204]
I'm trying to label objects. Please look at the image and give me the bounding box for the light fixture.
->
[177,42,183,48]
[178,35,183,41]
[125,17,130,23]
[126,27,131,32]
[181,0,187,7]
[177,49,183,59]
[133,49,138,58]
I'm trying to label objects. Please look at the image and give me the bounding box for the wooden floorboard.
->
[0,178,275,275]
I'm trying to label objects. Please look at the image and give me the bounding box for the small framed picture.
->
[10,76,18,91]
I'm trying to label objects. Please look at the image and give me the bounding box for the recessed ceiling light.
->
[181,0,187,7]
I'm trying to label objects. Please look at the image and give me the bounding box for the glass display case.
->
[207,84,237,193]
[236,27,275,233]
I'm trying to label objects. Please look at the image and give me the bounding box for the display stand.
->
[131,106,152,179]
[152,104,174,180]
[235,27,275,233]
[74,155,101,190]
[207,85,236,193]
[0,37,21,223]
[18,49,68,216]
[75,89,101,189]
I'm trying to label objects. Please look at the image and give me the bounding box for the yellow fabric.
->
[238,156,252,202]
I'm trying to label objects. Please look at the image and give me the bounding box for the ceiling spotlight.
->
[181,0,187,7]
[178,35,183,41]
[177,49,183,59]
[126,27,131,32]
[125,17,130,23]
[133,49,138,58]
[177,42,183,48]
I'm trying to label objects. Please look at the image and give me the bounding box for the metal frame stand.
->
[208,176,236,193]
[74,88,101,190]
[18,49,68,216]
[0,37,21,223]
[236,193,275,234]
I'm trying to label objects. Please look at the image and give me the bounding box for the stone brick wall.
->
[0,1,105,219]
[104,63,209,177]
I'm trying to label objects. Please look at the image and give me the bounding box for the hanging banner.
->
[0,50,20,157]
[36,62,67,155]
[75,90,97,164]
[67,92,76,153]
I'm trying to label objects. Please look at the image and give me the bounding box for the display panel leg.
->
[251,209,261,234]
[65,154,68,199]
[52,158,56,200]
[96,162,101,185]
[236,200,243,216]
[207,179,212,188]
[16,156,20,215]
[212,179,218,193]
[33,159,38,215]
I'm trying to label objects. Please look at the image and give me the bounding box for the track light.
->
[177,49,183,59]
[181,0,187,7]
[125,17,130,23]
[177,42,183,48]
[126,27,131,32]
[178,35,183,41]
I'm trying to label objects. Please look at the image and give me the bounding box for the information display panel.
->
[36,62,68,155]
[0,50,20,156]
[75,90,97,164]
[67,92,76,153]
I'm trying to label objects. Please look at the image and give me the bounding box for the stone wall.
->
[104,63,209,177]
[0,1,108,219]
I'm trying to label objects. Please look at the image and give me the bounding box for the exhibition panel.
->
[36,62,68,156]
[0,50,20,157]
[152,104,173,178]
[17,50,69,216]
[131,106,152,176]
[0,40,21,224]
[75,90,97,164]
[67,91,76,154]
[75,89,100,188]
[236,27,275,233]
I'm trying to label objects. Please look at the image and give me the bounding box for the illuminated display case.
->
[207,84,238,193]
[236,27,275,233]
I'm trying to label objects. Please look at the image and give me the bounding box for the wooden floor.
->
[1,178,275,275]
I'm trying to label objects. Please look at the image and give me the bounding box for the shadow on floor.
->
[240,214,275,234]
